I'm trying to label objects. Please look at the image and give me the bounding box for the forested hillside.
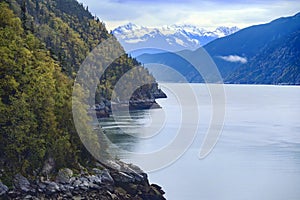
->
[225,30,300,84]
[0,0,163,185]
[0,1,88,184]
[8,0,108,76]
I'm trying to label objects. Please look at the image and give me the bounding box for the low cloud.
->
[219,55,247,64]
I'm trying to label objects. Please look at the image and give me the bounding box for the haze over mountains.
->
[137,13,300,85]
[112,23,239,53]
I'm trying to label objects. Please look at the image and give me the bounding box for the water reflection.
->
[98,109,151,153]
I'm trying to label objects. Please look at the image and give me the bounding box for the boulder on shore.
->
[0,181,8,196]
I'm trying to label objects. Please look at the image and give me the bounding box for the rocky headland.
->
[92,86,167,118]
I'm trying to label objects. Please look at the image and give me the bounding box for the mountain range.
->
[112,23,239,54]
[137,13,300,85]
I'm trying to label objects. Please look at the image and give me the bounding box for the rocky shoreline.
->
[0,88,169,199]
[0,161,165,200]
[92,89,167,118]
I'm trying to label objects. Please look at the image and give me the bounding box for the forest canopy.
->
[0,0,161,184]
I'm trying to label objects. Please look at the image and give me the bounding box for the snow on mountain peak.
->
[112,23,239,52]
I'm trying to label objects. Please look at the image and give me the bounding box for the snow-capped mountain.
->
[112,23,239,53]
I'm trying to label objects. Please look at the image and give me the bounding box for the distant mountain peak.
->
[112,23,239,52]
[215,26,240,37]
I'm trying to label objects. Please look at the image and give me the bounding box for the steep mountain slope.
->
[137,12,300,84]
[0,0,165,185]
[204,12,300,78]
[113,23,239,53]
[8,0,109,76]
[7,0,165,105]
[0,1,90,181]
[226,30,300,84]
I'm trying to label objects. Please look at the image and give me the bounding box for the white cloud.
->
[77,0,300,31]
[219,55,247,64]
[125,38,147,43]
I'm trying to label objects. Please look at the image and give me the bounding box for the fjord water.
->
[99,83,300,200]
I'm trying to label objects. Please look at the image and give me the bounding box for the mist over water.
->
[99,83,300,200]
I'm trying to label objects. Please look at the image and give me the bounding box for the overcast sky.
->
[77,0,300,31]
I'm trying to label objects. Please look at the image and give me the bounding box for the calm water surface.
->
[99,83,300,200]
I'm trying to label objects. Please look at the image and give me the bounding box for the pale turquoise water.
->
[99,84,300,200]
